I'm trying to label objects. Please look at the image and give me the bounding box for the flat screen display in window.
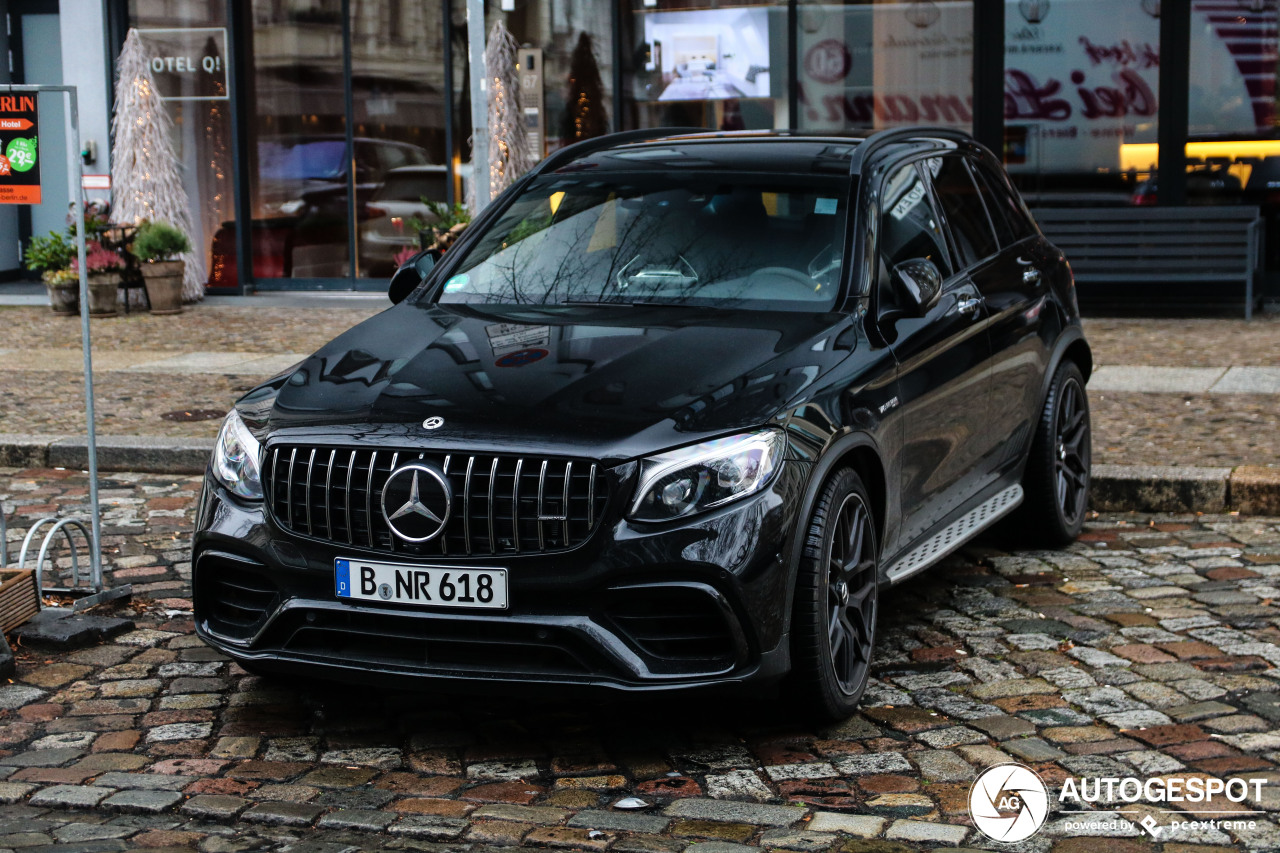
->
[639,8,773,102]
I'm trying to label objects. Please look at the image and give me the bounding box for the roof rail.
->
[529,127,714,178]
[847,125,973,175]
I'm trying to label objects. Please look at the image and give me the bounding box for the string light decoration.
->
[562,33,608,144]
[201,33,232,272]
[484,20,533,202]
[111,29,206,303]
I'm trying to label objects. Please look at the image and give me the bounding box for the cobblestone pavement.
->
[1090,393,1280,470]
[1,306,1278,469]
[6,468,1280,850]
[1085,315,1280,369]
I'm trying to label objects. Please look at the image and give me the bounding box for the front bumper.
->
[192,460,805,692]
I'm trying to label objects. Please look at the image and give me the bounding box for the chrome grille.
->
[265,445,607,556]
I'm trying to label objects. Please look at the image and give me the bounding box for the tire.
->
[789,468,879,722]
[1016,359,1091,546]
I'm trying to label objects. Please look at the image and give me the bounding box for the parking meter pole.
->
[66,86,105,590]
[467,0,490,210]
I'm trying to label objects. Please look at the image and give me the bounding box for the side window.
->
[968,160,1020,248]
[973,161,1038,242]
[928,156,999,267]
[877,162,953,314]
[879,163,952,279]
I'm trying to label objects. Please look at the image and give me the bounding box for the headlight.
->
[213,410,263,500]
[630,429,785,522]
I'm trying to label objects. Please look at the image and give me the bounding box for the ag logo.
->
[969,763,1049,842]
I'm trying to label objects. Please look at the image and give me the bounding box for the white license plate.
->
[335,559,508,610]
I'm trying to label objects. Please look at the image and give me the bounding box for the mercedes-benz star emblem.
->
[380,463,452,542]
[423,416,445,430]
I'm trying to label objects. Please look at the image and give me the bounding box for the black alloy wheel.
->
[1016,360,1091,546]
[1054,370,1090,527]
[790,468,879,721]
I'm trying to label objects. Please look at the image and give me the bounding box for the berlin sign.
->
[0,93,41,204]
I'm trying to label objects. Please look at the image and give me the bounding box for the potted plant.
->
[43,268,81,315]
[131,220,190,314]
[412,201,471,253]
[23,231,77,315]
[71,241,125,316]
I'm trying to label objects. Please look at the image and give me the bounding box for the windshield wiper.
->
[560,299,675,307]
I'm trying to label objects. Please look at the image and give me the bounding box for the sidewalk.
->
[0,300,1276,511]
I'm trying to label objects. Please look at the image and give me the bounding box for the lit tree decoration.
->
[562,33,609,144]
[200,34,232,267]
[484,20,533,201]
[111,28,205,303]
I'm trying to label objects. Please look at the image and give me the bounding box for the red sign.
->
[0,94,40,204]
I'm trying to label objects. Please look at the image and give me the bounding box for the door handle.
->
[1023,268,1043,286]
[956,296,983,317]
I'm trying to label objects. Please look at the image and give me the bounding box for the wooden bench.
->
[1031,206,1263,319]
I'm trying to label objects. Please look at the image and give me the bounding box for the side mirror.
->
[892,258,942,316]
[388,249,440,304]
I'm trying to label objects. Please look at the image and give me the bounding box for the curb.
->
[1,434,1278,515]
[0,434,214,476]
[1090,464,1280,515]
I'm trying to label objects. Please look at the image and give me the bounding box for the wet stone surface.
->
[2,467,202,603]
[2,496,1280,849]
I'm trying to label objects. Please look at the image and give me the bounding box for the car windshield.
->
[434,172,851,310]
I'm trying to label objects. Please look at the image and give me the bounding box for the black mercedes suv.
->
[194,127,1092,720]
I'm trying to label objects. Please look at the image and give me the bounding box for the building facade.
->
[6,0,1279,297]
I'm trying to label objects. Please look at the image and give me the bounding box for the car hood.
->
[250,302,856,461]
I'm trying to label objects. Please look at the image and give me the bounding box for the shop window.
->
[1002,0,1160,203]
[492,0,614,157]
[1144,0,1280,208]
[127,2,232,291]
[796,0,973,134]
[351,1,446,279]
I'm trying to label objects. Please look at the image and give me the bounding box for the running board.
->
[884,484,1023,585]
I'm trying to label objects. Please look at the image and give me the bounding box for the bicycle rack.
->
[2,504,131,612]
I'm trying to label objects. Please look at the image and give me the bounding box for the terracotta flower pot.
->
[45,282,78,316]
[141,260,185,315]
[86,272,121,316]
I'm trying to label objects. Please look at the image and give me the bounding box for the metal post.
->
[5,84,107,601]
[444,0,456,207]
[1158,0,1191,206]
[65,86,105,591]
[467,0,490,209]
[341,0,359,283]
[972,1,1006,156]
